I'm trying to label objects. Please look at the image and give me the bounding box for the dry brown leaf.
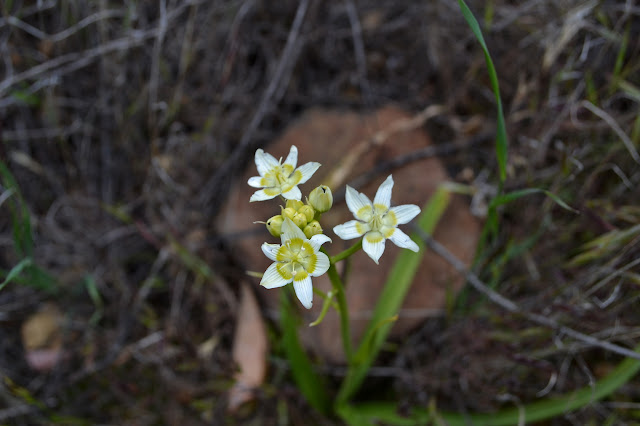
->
[228,282,268,413]
[21,303,64,371]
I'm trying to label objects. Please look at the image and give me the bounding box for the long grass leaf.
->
[280,291,332,415]
[337,188,450,405]
[457,0,508,184]
[346,343,640,425]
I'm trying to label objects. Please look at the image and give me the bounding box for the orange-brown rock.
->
[219,106,480,363]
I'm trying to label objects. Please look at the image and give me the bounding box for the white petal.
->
[311,251,330,277]
[296,162,321,185]
[284,145,298,169]
[390,204,421,224]
[282,186,302,201]
[250,189,278,202]
[280,217,307,242]
[260,263,290,289]
[345,186,372,218]
[309,234,332,251]
[261,243,281,261]
[248,176,264,188]
[388,228,419,252]
[255,149,279,176]
[362,234,386,264]
[373,175,394,208]
[293,275,313,309]
[333,220,367,240]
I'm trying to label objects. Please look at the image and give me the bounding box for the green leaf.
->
[337,187,451,405]
[457,0,508,184]
[0,161,34,257]
[280,291,332,415]
[0,258,33,291]
[488,188,578,213]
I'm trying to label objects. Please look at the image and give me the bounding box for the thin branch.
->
[198,0,311,215]
[415,228,640,361]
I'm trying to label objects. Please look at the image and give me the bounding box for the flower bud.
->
[298,205,315,223]
[281,207,297,220]
[308,185,333,213]
[285,199,304,211]
[291,212,308,228]
[266,215,284,237]
[303,220,323,238]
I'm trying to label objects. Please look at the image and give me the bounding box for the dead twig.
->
[325,104,446,190]
[415,228,640,361]
[198,0,312,216]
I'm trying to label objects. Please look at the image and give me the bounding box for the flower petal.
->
[373,175,394,208]
[296,162,321,185]
[281,185,302,201]
[260,262,290,289]
[309,234,332,251]
[255,149,279,176]
[261,243,281,261]
[345,186,372,218]
[284,145,298,169]
[280,217,307,242]
[388,228,419,252]
[363,232,386,264]
[311,251,330,277]
[293,275,313,309]
[250,189,278,202]
[248,176,264,188]
[389,204,421,224]
[333,220,368,240]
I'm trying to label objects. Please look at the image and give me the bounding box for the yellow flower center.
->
[275,238,317,281]
[356,204,398,239]
[260,163,303,195]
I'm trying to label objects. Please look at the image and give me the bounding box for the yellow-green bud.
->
[281,207,297,220]
[303,220,323,238]
[285,199,304,211]
[291,212,308,228]
[308,185,333,213]
[298,205,315,223]
[266,215,284,237]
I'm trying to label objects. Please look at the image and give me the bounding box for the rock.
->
[219,106,481,363]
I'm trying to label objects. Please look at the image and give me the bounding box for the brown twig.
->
[415,227,640,361]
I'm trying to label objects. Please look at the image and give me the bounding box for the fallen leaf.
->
[21,303,64,371]
[228,282,268,412]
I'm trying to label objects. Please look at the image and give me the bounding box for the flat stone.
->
[219,106,481,363]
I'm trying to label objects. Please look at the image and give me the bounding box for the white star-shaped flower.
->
[248,145,320,202]
[333,175,420,264]
[260,218,331,309]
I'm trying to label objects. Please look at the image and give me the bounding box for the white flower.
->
[333,175,420,264]
[248,145,320,202]
[260,218,331,309]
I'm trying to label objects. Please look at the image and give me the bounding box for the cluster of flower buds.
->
[265,186,333,239]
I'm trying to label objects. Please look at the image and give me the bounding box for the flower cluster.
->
[249,145,421,309]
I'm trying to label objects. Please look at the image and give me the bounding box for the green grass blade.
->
[346,343,640,425]
[0,257,33,291]
[457,0,508,184]
[0,161,34,257]
[489,188,578,213]
[337,187,451,405]
[279,291,332,415]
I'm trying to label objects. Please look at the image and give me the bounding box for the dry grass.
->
[1,0,639,424]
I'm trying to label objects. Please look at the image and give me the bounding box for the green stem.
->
[324,253,353,363]
[330,240,362,264]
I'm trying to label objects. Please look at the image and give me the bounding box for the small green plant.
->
[242,2,640,424]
